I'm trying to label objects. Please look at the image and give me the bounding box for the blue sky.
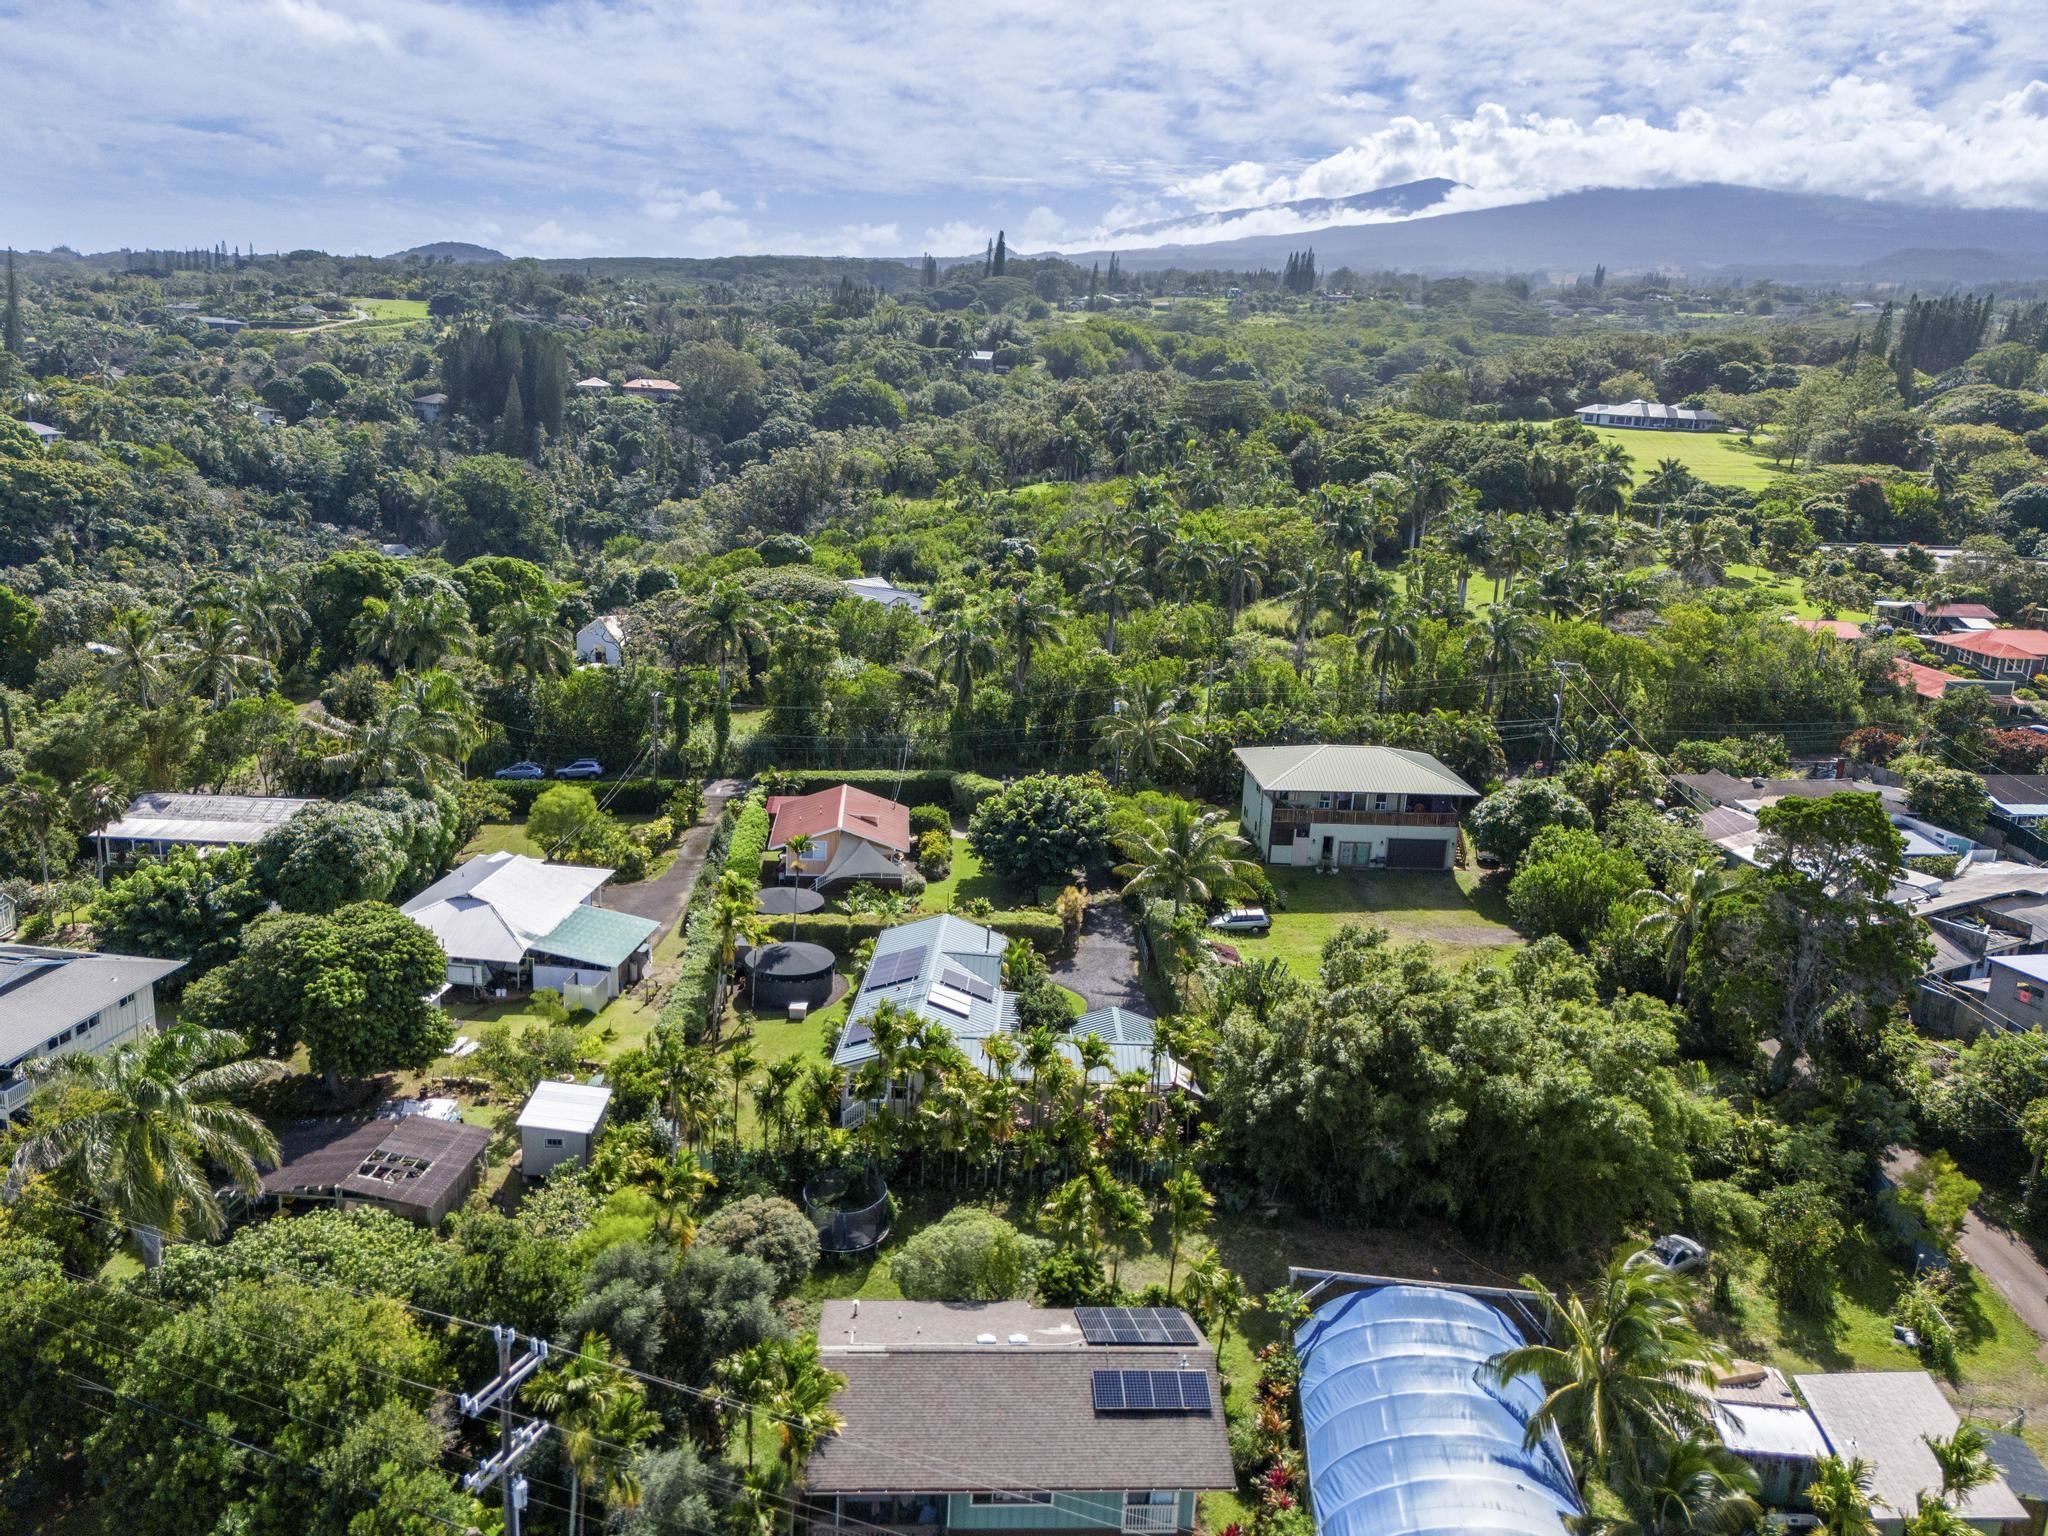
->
[3,0,2045,258]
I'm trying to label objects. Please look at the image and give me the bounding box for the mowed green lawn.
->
[1586,424,1792,490]
[1227,866,1522,976]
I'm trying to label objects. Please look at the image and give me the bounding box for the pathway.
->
[1956,1208,2048,1358]
[1051,896,1147,1013]
[605,780,742,950]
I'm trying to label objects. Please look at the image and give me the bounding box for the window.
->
[1333,793,1353,811]
[1373,793,1390,812]
[1315,792,1332,810]
[972,1492,1053,1507]
[543,1137,564,1148]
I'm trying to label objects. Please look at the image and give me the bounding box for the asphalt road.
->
[603,780,742,944]
[1956,1207,2048,1356]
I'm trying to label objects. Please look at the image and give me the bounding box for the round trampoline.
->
[742,941,836,1011]
[756,886,826,916]
[803,1165,892,1256]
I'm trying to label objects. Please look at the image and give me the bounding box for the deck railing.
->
[1269,808,1460,829]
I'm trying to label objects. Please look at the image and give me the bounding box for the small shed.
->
[517,1080,612,1179]
[744,941,836,1013]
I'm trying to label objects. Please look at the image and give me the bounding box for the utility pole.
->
[459,1326,550,1536]
[1548,661,1581,769]
[647,689,664,786]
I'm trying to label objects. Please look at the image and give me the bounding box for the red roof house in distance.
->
[1925,629,2048,681]
[1894,658,2018,709]
[766,785,913,888]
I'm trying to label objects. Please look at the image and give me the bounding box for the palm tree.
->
[1441,512,1494,609]
[1901,1493,1973,1536]
[766,1335,848,1473]
[1215,538,1268,627]
[1666,519,1743,587]
[362,585,474,672]
[1924,1424,1995,1501]
[722,1042,758,1154]
[1181,1256,1247,1348]
[69,770,128,871]
[4,1024,282,1266]
[1633,863,1734,1003]
[1557,510,1612,564]
[708,871,766,1032]
[680,581,768,695]
[717,1339,783,1470]
[1635,1434,1762,1534]
[1078,554,1152,656]
[1469,603,1538,712]
[1484,1250,1726,1485]
[104,608,168,707]
[180,605,266,703]
[1279,558,1341,669]
[1357,600,1417,708]
[647,1150,716,1245]
[0,772,69,884]
[1803,1456,1879,1536]
[1117,803,1256,917]
[528,1333,658,1536]
[1159,536,1219,603]
[1403,457,1460,550]
[921,608,1002,714]
[1160,1167,1214,1294]
[330,669,480,789]
[1576,458,1635,522]
[236,569,304,663]
[1097,677,1196,785]
[489,600,574,681]
[1000,586,1061,690]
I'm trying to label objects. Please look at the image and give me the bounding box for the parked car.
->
[1207,906,1271,934]
[1631,1234,1707,1276]
[554,759,604,779]
[494,761,545,780]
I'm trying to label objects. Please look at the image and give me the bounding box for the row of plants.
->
[662,793,772,1040]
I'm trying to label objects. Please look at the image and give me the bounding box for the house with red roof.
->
[766,785,912,888]
[1925,628,2048,681]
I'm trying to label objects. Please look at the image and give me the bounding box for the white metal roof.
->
[103,792,321,846]
[517,1079,612,1135]
[1990,952,2048,984]
[401,853,612,965]
[0,945,185,1061]
[1233,744,1478,799]
[1711,1401,1829,1460]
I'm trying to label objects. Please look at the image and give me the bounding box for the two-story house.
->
[0,944,185,1123]
[801,1301,1233,1536]
[1233,744,1479,870]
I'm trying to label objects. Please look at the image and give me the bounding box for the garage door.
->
[1385,837,1447,870]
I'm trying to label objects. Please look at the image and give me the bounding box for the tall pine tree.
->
[992,230,1007,275]
[497,376,527,457]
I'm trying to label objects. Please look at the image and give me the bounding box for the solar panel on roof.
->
[1091,1370,1125,1411]
[863,946,926,990]
[1078,1306,1197,1346]
[1121,1370,1157,1410]
[1092,1369,1211,1414]
[941,965,997,1002]
[843,1021,873,1048]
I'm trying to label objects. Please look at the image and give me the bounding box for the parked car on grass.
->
[494,761,545,780]
[554,759,604,779]
[1207,906,1271,934]
[1630,1234,1707,1276]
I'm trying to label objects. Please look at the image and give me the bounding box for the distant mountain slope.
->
[1073,184,2048,280]
[1115,177,1459,240]
[389,241,507,265]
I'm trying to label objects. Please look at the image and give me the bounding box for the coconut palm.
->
[1403,457,1461,549]
[361,584,475,672]
[1117,803,1256,915]
[920,607,1002,713]
[1634,1434,1762,1534]
[180,605,266,703]
[1924,1424,1995,1501]
[1633,863,1734,1002]
[1279,557,1342,668]
[0,771,69,884]
[104,608,169,707]
[1000,585,1062,689]
[1804,1455,1879,1536]
[1160,536,1219,603]
[236,568,304,663]
[1666,518,1745,588]
[1097,677,1197,785]
[1215,538,1268,627]
[1484,1249,1726,1485]
[1469,603,1538,712]
[329,668,480,789]
[680,581,768,694]
[1576,458,1635,522]
[489,600,574,681]
[1357,600,1417,708]
[1078,553,1152,656]
[4,1023,282,1266]
[1441,511,1494,609]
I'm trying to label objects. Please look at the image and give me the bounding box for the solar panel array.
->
[842,1020,873,1048]
[863,945,927,990]
[1091,1370,1211,1414]
[940,965,998,1002]
[1077,1307,1200,1346]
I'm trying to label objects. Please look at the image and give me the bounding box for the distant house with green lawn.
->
[802,1301,1233,1536]
[1233,744,1478,870]
[1573,398,1722,431]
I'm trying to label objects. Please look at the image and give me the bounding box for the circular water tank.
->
[742,941,836,1012]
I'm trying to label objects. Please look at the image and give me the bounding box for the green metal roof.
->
[533,905,658,969]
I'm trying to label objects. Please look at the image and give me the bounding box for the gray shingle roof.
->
[1232,744,1477,799]
[1796,1371,2025,1522]
[0,945,185,1062]
[808,1302,1232,1496]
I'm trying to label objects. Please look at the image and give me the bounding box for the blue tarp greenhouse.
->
[1294,1284,1582,1536]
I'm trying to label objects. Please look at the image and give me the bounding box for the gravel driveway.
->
[1052,897,1148,1012]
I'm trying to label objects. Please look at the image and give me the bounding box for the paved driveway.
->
[1890,1147,2048,1358]
[1052,897,1148,1012]
[604,780,741,945]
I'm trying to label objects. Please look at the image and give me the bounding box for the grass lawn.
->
[461,814,679,879]
[1586,425,1794,491]
[917,842,1021,912]
[351,296,429,322]
[1718,562,1872,622]
[1227,866,1522,976]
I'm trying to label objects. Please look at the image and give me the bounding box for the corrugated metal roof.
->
[103,791,320,846]
[516,1080,612,1135]
[534,905,657,969]
[837,915,1012,1066]
[1233,744,1478,798]
[401,853,613,965]
[0,945,185,1061]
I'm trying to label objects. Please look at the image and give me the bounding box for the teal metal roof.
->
[534,905,658,969]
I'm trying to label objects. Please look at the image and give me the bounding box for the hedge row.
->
[661,794,773,1041]
[777,907,1066,958]
[766,768,1003,814]
[484,776,690,816]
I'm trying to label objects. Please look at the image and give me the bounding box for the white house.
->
[1233,744,1479,870]
[20,421,64,446]
[1572,399,1723,432]
[400,852,658,1009]
[517,1080,613,1179]
[410,392,448,424]
[575,613,628,665]
[1,945,185,1122]
[842,575,924,614]
[766,784,912,888]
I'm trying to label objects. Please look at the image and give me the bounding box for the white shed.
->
[517,1080,613,1179]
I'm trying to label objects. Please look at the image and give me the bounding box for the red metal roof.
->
[767,785,911,853]
[1896,659,1959,699]
[1938,629,2048,661]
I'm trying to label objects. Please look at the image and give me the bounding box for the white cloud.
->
[640,184,736,221]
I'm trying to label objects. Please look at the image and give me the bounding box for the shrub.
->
[967,773,1114,887]
[1506,826,1648,945]
[891,1207,1046,1300]
[1469,780,1594,868]
[909,805,952,840]
[1034,1246,1108,1306]
[951,772,1003,814]
[1842,726,1905,765]
[776,908,1064,955]
[695,1195,820,1294]
[900,867,927,902]
[916,828,953,877]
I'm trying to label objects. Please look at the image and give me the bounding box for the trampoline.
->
[803,1165,892,1256]
[742,941,836,1011]
[757,886,827,916]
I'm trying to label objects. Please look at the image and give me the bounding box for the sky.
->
[3,0,2047,260]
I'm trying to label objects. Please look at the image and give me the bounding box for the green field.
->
[349,296,430,323]
[1587,424,1793,490]
[1227,866,1522,975]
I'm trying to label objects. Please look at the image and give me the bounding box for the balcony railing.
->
[1270,808,1460,829]
[1122,1506,1179,1534]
